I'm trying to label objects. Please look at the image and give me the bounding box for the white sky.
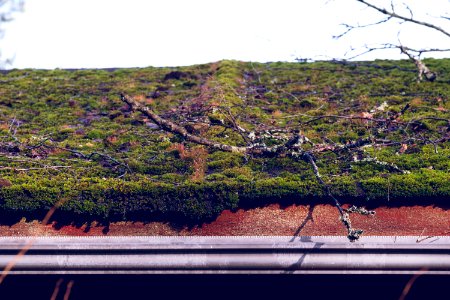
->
[1,0,450,69]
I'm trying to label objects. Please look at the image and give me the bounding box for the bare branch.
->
[399,46,437,82]
[333,17,392,39]
[357,0,450,38]
[398,45,450,55]
[403,2,414,19]
[344,43,450,61]
[343,40,443,82]
[303,152,372,241]
[121,93,249,154]
[344,43,399,60]
[0,165,71,171]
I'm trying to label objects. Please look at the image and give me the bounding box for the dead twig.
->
[0,165,71,171]
[303,152,374,241]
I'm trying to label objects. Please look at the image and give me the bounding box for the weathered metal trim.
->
[0,236,449,274]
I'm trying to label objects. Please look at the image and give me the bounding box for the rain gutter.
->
[0,236,449,275]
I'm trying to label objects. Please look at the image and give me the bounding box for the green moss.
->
[0,59,449,222]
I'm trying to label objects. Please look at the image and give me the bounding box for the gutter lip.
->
[1,236,449,275]
[0,235,449,249]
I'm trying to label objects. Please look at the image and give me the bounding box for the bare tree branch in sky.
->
[336,0,450,82]
[357,0,450,38]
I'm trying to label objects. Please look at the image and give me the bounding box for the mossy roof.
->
[0,59,449,221]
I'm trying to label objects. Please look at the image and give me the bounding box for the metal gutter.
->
[0,236,449,274]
